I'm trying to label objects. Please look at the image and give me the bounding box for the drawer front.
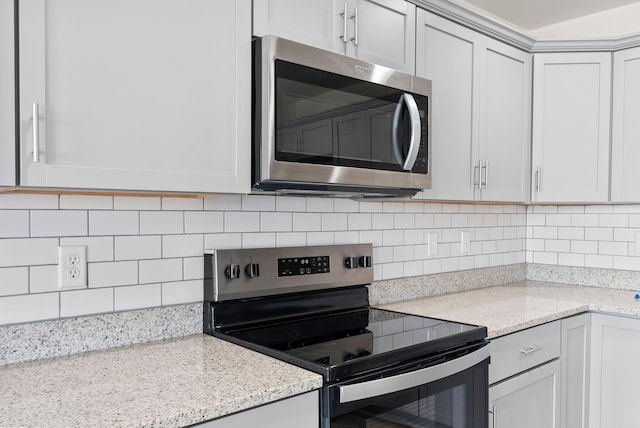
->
[489,321,561,384]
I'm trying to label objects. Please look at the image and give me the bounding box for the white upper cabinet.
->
[531,52,612,203]
[253,0,416,74]
[18,0,251,194]
[415,11,531,202]
[611,46,640,203]
[0,0,15,187]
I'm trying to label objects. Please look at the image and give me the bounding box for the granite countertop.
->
[379,280,640,338]
[0,334,322,428]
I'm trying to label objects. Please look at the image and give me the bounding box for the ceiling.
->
[461,0,640,30]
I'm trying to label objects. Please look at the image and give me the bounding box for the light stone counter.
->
[0,334,322,428]
[379,280,640,338]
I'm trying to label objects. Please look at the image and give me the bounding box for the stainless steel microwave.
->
[252,35,432,198]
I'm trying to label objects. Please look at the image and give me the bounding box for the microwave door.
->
[392,93,422,171]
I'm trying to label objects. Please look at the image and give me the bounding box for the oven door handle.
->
[338,344,490,404]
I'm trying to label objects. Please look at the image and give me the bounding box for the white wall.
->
[0,193,527,326]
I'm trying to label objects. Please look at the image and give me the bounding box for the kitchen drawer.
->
[489,321,561,384]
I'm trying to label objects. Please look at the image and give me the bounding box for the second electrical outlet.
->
[58,245,87,289]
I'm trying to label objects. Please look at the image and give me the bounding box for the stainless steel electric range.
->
[204,244,490,428]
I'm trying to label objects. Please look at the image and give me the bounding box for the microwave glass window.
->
[275,60,428,173]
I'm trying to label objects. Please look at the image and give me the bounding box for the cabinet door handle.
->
[484,160,489,190]
[473,160,481,188]
[489,404,497,428]
[350,6,358,46]
[339,3,347,43]
[32,102,40,163]
[520,345,543,355]
[535,166,541,192]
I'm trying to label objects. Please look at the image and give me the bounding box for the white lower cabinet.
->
[196,391,319,428]
[489,321,561,428]
[489,359,561,428]
[561,314,590,428]
[588,313,640,428]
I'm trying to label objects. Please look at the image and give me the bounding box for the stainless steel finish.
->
[519,345,543,355]
[339,3,347,43]
[474,160,481,188]
[350,6,358,46]
[403,94,421,171]
[483,160,489,190]
[205,243,373,302]
[32,102,39,162]
[535,166,541,192]
[338,344,490,403]
[255,35,432,194]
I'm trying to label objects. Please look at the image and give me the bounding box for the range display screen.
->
[278,255,330,277]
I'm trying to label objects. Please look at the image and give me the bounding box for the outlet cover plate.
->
[58,245,87,289]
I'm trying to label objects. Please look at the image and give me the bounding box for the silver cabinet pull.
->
[32,102,40,163]
[339,3,347,43]
[484,160,489,190]
[520,345,543,355]
[489,405,497,428]
[535,166,541,192]
[473,160,481,188]
[350,6,358,46]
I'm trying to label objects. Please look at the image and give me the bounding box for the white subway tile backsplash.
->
[382,262,404,280]
[585,205,614,214]
[598,241,628,256]
[204,233,242,250]
[0,292,59,324]
[242,232,277,248]
[306,197,334,212]
[558,227,584,240]
[89,261,139,288]
[183,257,204,280]
[139,259,181,284]
[161,280,203,305]
[533,206,558,214]
[348,213,372,231]
[224,211,259,233]
[613,256,640,271]
[90,211,138,236]
[434,214,452,228]
[423,259,442,274]
[423,203,443,213]
[382,230,404,247]
[403,260,423,277]
[482,214,498,227]
[0,238,58,267]
[571,240,598,254]
[451,214,468,228]
[382,202,404,213]
[628,214,640,227]
[184,211,223,234]
[359,201,383,213]
[115,236,161,261]
[276,196,306,212]
[533,252,558,264]
[0,267,28,296]
[393,246,414,262]
[293,213,321,232]
[30,265,58,293]
[571,214,599,227]
[404,203,424,213]
[161,197,203,211]
[545,240,570,253]
[114,283,161,311]
[162,234,203,258]
[276,232,307,247]
[334,231,359,244]
[600,214,629,228]
[60,237,114,262]
[372,213,395,230]
[31,211,87,237]
[306,232,334,246]
[558,253,585,267]
[61,288,113,317]
[394,214,415,229]
[546,214,571,226]
[113,196,161,210]
[260,212,292,232]
[334,199,359,213]
[585,254,613,269]
[0,211,29,238]
[442,257,460,272]
[415,214,434,229]
[404,229,423,245]
[0,194,58,209]
[533,226,558,240]
[60,195,113,210]
[203,195,242,211]
[585,227,613,241]
[322,213,348,231]
[359,230,383,247]
[140,211,183,235]
[242,195,275,212]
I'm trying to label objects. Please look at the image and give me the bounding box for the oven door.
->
[325,344,490,428]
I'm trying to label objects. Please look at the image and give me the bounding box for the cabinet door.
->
[253,0,343,54]
[489,359,561,428]
[611,46,640,202]
[347,0,415,74]
[196,391,319,428]
[561,313,590,428]
[415,10,478,201]
[18,0,251,194]
[531,53,611,203]
[0,0,15,187]
[589,314,640,428]
[478,39,531,202]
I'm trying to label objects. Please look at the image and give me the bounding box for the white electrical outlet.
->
[427,232,438,257]
[461,231,471,255]
[58,246,87,289]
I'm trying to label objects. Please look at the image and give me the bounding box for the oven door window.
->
[274,60,428,173]
[329,359,488,428]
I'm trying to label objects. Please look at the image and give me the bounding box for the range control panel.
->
[279,255,330,277]
[204,243,373,302]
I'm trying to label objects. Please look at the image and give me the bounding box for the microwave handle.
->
[402,93,421,171]
[339,344,490,403]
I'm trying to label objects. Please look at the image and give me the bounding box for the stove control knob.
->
[224,264,240,279]
[359,255,372,268]
[344,257,358,269]
[245,263,260,278]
